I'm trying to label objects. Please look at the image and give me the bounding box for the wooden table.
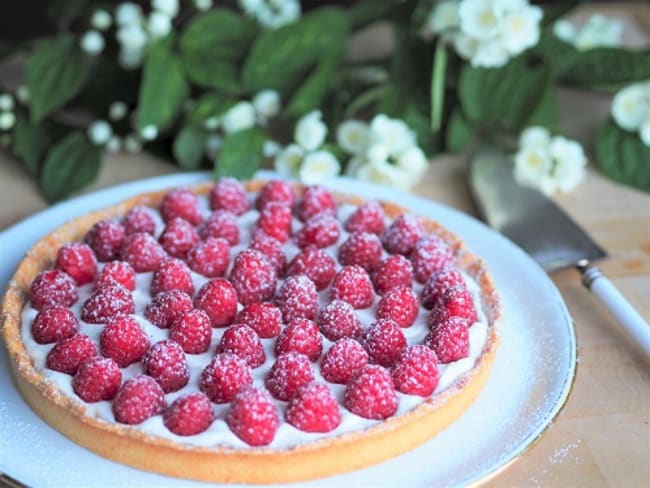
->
[1,4,649,487]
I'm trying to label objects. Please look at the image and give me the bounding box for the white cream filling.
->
[20,197,489,449]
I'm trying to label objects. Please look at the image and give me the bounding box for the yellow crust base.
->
[1,181,502,484]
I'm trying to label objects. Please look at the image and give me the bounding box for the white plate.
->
[0,172,576,487]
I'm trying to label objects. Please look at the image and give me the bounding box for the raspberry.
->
[210,177,249,216]
[286,246,336,291]
[161,188,202,225]
[338,232,383,271]
[286,382,341,433]
[297,185,337,221]
[216,324,266,368]
[276,275,318,323]
[296,213,340,249]
[265,352,314,401]
[373,255,413,295]
[424,316,469,363]
[123,206,156,236]
[226,386,279,447]
[391,345,439,396]
[169,309,212,354]
[376,286,419,328]
[164,392,214,436]
[317,300,362,341]
[249,230,285,275]
[233,302,282,338]
[151,258,194,297]
[421,268,464,309]
[31,306,79,344]
[320,338,369,384]
[55,243,97,285]
[257,201,292,243]
[144,290,193,329]
[46,334,97,375]
[345,201,386,235]
[30,269,78,310]
[143,340,190,393]
[100,315,150,367]
[427,285,478,327]
[187,237,230,278]
[159,217,199,258]
[81,284,134,324]
[95,261,136,291]
[274,318,322,362]
[330,265,374,309]
[193,278,238,327]
[72,357,122,402]
[381,214,424,255]
[343,364,398,420]
[199,210,239,246]
[256,180,295,210]
[228,249,276,306]
[85,219,126,261]
[410,235,455,284]
[113,375,166,425]
[199,353,253,404]
[361,319,407,367]
[120,232,167,272]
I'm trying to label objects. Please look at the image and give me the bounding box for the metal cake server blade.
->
[469,146,650,359]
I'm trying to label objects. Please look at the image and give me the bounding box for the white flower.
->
[428,1,460,33]
[344,156,364,177]
[453,32,479,59]
[640,116,650,147]
[514,146,552,188]
[194,0,213,11]
[222,101,256,134]
[295,110,327,151]
[553,20,576,43]
[458,0,501,40]
[299,150,341,184]
[119,47,144,69]
[152,0,179,18]
[140,125,158,141]
[396,146,428,178]
[0,112,16,131]
[109,101,128,121]
[239,0,263,15]
[91,9,112,30]
[366,144,390,163]
[203,117,220,130]
[16,85,29,103]
[115,3,142,26]
[274,144,304,177]
[520,126,551,149]
[106,136,122,153]
[499,5,542,54]
[263,140,281,158]
[549,136,587,168]
[80,31,105,55]
[471,38,510,67]
[554,157,586,193]
[0,94,14,112]
[611,82,650,131]
[258,0,301,29]
[253,90,281,120]
[369,114,416,157]
[124,134,142,153]
[148,11,172,38]
[357,159,412,191]
[538,174,558,196]
[87,120,112,145]
[337,120,370,155]
[575,14,623,51]
[204,134,223,158]
[117,23,147,50]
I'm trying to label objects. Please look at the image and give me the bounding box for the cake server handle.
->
[578,261,650,359]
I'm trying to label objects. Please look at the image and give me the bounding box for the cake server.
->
[468,146,650,359]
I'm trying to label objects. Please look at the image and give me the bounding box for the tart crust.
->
[1,181,501,484]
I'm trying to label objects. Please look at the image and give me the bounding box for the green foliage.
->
[12,115,54,176]
[446,110,474,153]
[215,128,266,180]
[26,34,91,122]
[173,125,206,170]
[561,48,650,90]
[595,121,650,192]
[187,93,236,125]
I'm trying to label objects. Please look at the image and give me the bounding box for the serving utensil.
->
[469,147,650,359]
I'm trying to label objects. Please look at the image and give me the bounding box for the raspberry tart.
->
[1,179,501,483]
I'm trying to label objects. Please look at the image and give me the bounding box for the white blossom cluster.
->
[427,0,543,68]
[553,14,623,51]
[0,93,16,132]
[514,126,587,195]
[239,0,301,29]
[611,81,650,147]
[342,115,429,191]
[274,111,341,184]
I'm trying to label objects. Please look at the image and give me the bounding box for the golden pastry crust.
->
[1,181,501,484]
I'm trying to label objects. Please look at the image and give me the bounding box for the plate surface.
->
[0,172,576,487]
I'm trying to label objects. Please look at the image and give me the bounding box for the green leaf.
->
[136,39,188,132]
[215,128,265,180]
[173,125,206,169]
[287,53,340,116]
[446,110,474,152]
[12,115,54,176]
[40,131,102,201]
[561,48,650,90]
[47,0,88,31]
[180,11,256,93]
[346,0,399,31]
[526,84,558,129]
[430,39,447,132]
[595,121,650,193]
[26,34,92,123]
[187,92,235,124]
